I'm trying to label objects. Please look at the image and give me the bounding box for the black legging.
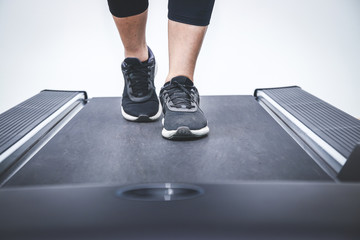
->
[107,0,215,26]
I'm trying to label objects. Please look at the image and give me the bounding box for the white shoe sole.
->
[161,118,209,139]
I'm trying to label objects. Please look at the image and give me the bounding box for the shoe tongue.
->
[170,76,193,86]
[124,58,142,65]
[168,76,194,109]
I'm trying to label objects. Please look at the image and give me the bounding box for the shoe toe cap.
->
[164,112,207,130]
[123,99,160,117]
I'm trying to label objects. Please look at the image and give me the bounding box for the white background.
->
[1,0,359,117]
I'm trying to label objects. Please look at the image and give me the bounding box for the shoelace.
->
[164,82,195,109]
[125,63,151,97]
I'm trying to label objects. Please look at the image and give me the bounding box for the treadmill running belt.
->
[5,96,331,186]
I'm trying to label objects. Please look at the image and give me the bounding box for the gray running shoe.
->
[160,76,209,140]
[121,47,161,122]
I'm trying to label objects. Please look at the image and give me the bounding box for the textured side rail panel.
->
[257,87,360,158]
[0,90,86,160]
[255,86,360,174]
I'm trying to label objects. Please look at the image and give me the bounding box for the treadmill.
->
[0,87,359,239]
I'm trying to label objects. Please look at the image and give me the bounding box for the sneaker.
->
[121,47,161,122]
[160,76,209,140]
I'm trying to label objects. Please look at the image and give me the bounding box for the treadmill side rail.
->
[0,90,87,178]
[255,86,360,180]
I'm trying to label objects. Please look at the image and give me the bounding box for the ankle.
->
[124,45,148,62]
[166,74,193,83]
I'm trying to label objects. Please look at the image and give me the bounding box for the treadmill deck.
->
[5,95,331,187]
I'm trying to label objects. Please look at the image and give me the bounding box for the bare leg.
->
[112,10,148,62]
[166,20,208,83]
